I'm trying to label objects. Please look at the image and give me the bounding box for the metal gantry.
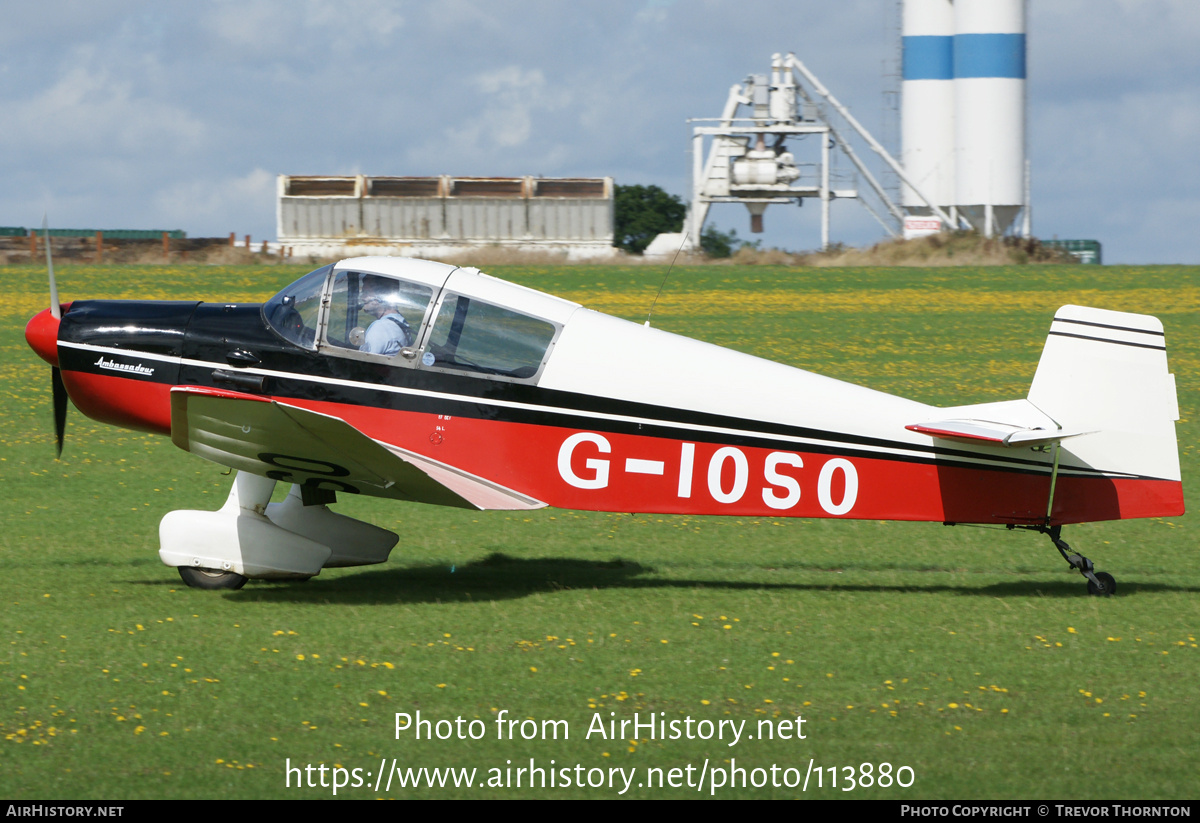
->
[687,52,954,251]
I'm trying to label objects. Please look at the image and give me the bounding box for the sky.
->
[2,0,1198,264]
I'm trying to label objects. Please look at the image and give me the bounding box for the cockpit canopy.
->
[263,264,330,349]
[263,258,578,383]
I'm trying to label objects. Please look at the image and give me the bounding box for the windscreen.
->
[262,265,331,349]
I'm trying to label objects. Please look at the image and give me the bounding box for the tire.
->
[1086,571,1117,597]
[178,566,248,590]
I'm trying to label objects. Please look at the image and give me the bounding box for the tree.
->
[613,184,686,254]
[700,225,742,258]
[699,225,763,258]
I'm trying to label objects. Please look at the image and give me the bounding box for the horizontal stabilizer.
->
[906,419,1088,447]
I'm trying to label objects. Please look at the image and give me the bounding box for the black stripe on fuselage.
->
[121,354,1145,479]
[172,339,1070,475]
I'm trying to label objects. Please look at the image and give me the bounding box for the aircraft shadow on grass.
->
[151,552,1197,604]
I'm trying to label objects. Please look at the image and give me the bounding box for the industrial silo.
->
[902,0,1027,236]
[953,0,1026,235]
[901,0,956,215]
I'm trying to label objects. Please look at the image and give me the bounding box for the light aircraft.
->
[24,255,1183,594]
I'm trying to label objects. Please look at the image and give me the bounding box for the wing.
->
[169,386,545,511]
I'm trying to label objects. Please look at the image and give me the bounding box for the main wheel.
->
[1086,571,1117,597]
[178,566,248,590]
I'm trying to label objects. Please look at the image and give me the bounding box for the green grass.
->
[2,262,1198,799]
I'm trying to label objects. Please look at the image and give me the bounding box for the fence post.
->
[162,231,169,261]
[229,232,235,246]
[244,234,250,249]
[96,231,103,264]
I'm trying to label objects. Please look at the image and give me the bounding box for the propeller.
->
[52,366,67,458]
[44,215,60,321]
[45,218,68,457]
[25,216,68,457]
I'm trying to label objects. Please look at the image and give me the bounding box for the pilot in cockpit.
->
[358,275,413,356]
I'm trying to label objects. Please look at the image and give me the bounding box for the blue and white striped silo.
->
[901,0,1027,235]
[901,0,956,213]
[953,0,1026,235]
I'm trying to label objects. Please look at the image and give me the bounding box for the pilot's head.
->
[360,275,400,318]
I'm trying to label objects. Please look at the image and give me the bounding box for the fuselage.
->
[26,257,1184,526]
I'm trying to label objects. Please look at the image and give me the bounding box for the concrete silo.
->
[901,0,956,215]
[902,0,1028,236]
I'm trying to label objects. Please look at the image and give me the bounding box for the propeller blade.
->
[43,215,60,320]
[52,366,67,458]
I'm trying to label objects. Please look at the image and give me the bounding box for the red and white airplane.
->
[24,255,1183,594]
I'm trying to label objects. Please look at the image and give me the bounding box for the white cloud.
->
[1,60,207,156]
[414,65,573,168]
[422,0,506,34]
[476,66,569,147]
[152,168,277,234]
[634,0,676,26]
[202,0,404,55]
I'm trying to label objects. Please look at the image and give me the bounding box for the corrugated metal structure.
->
[277,175,615,259]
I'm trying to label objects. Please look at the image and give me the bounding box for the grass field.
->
[1,262,1197,799]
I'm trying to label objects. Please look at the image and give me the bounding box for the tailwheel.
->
[1024,524,1117,597]
[178,566,248,590]
[1086,571,1117,597]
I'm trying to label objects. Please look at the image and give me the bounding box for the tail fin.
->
[1028,305,1180,482]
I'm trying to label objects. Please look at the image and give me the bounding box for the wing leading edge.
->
[168,386,545,511]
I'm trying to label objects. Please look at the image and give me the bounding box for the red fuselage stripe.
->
[60,371,1184,524]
